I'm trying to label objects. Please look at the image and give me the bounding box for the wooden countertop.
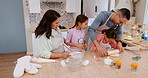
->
[21,51,148,78]
[121,38,148,47]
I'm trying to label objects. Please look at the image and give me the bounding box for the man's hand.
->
[97,47,108,57]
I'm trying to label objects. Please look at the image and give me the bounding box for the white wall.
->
[136,0,147,24]
[83,0,108,18]
[23,0,33,54]
[115,0,147,24]
[73,0,81,18]
[115,0,133,16]
[108,0,115,11]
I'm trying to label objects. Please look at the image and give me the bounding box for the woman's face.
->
[79,20,88,29]
[51,17,60,29]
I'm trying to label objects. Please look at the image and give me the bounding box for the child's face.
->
[51,17,60,29]
[79,20,88,29]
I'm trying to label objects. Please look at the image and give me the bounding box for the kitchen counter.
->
[29,26,70,33]
[22,50,148,78]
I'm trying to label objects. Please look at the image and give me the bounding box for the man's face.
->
[113,13,128,26]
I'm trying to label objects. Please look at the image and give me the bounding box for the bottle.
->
[115,60,122,69]
[131,63,138,72]
[110,57,116,67]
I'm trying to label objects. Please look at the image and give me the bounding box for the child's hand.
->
[76,44,84,49]
[116,42,124,53]
[61,53,71,59]
[84,44,88,49]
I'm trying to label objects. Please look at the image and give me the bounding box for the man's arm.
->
[116,25,122,40]
[88,12,105,41]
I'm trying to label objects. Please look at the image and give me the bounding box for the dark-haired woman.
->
[35,10,70,59]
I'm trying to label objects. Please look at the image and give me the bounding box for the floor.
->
[0,52,26,78]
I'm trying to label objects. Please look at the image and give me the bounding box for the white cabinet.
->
[29,0,41,13]
[66,0,76,13]
[32,33,37,56]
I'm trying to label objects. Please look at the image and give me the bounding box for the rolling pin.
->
[108,50,120,55]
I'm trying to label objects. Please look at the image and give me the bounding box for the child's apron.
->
[70,27,85,52]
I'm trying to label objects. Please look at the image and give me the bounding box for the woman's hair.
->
[72,14,88,28]
[102,28,117,39]
[35,10,61,39]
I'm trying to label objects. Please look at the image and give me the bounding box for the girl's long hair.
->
[72,14,88,28]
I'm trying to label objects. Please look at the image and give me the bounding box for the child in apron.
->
[66,15,88,52]
[92,28,118,52]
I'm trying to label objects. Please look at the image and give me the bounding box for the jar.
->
[131,63,138,72]
[115,60,122,69]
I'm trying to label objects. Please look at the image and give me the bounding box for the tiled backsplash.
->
[27,1,74,27]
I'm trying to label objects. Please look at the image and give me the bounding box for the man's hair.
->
[118,8,130,20]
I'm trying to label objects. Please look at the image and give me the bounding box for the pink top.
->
[66,27,85,52]
[92,34,117,51]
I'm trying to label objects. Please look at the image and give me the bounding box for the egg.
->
[82,60,89,66]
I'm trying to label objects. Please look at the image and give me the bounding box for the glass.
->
[65,52,84,72]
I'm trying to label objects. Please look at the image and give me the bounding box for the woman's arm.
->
[50,52,70,59]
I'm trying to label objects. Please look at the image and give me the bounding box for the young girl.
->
[35,10,70,59]
[92,28,122,55]
[66,14,88,52]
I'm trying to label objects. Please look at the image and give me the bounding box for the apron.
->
[99,36,111,50]
[70,27,85,52]
[95,13,113,36]
[50,29,65,53]
[88,13,115,50]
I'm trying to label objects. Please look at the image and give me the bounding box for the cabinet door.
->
[66,0,76,13]
[32,33,38,56]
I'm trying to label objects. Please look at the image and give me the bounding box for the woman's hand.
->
[61,53,71,59]
[116,42,124,53]
[97,46,108,57]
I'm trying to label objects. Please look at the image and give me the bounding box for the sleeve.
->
[96,34,104,43]
[66,29,73,43]
[88,12,105,41]
[92,34,104,51]
[109,41,117,49]
[116,25,122,39]
[37,37,53,59]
